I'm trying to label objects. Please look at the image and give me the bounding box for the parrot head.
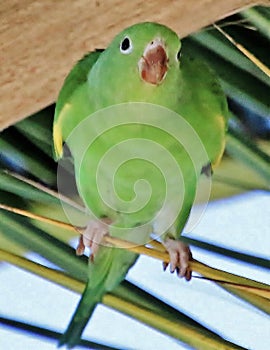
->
[88,22,182,105]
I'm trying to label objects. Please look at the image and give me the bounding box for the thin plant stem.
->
[1,203,269,300]
[213,23,270,77]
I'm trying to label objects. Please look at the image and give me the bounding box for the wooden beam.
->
[0,0,268,130]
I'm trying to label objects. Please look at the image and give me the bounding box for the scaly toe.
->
[81,218,112,259]
[163,238,192,281]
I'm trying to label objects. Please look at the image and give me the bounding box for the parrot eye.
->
[120,36,133,54]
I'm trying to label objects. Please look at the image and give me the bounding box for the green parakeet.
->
[53,22,228,348]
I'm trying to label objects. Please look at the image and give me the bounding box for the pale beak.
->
[138,39,168,85]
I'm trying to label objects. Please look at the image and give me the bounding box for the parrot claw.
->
[76,235,86,256]
[76,218,112,259]
[163,239,192,281]
[162,261,169,271]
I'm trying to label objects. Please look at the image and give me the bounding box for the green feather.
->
[53,51,102,159]
[59,246,138,348]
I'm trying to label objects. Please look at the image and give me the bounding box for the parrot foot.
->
[162,239,192,281]
[76,218,112,259]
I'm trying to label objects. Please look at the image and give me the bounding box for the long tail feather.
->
[58,279,103,348]
[59,245,138,349]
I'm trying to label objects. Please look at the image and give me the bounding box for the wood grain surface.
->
[1,0,269,129]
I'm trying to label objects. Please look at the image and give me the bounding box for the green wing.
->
[170,53,228,237]
[179,53,228,168]
[53,51,103,160]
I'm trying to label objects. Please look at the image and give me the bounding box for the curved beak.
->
[138,39,168,85]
